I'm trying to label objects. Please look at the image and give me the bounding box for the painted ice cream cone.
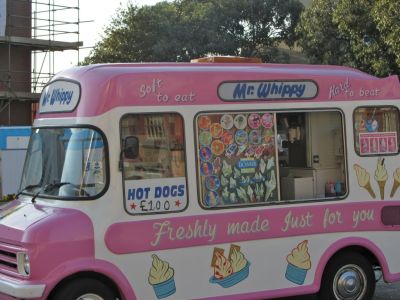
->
[353,164,376,199]
[363,181,376,199]
[390,181,400,198]
[374,158,388,200]
[390,168,400,198]
[377,181,386,200]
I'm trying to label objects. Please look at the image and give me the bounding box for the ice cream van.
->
[0,56,400,300]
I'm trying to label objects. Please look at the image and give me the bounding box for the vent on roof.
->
[191,56,262,63]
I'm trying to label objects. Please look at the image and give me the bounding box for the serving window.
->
[354,106,400,156]
[196,110,347,209]
[121,113,187,214]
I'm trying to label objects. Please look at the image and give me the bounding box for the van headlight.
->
[17,252,30,275]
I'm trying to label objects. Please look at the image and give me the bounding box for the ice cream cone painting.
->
[390,168,400,198]
[285,240,312,285]
[210,244,250,288]
[354,158,400,200]
[148,254,176,299]
[374,158,388,200]
[353,164,376,199]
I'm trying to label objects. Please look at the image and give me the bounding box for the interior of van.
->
[276,111,346,200]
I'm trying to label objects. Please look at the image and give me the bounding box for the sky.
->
[52,0,162,73]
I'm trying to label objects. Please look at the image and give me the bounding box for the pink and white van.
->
[1,57,400,300]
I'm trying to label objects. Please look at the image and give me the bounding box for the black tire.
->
[51,278,117,300]
[318,252,375,300]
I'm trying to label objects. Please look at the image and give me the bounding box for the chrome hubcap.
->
[333,264,367,300]
[77,294,104,300]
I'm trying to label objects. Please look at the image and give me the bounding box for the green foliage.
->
[1,194,16,202]
[82,0,304,64]
[296,0,351,66]
[296,0,400,77]
[372,0,400,67]
[213,0,304,62]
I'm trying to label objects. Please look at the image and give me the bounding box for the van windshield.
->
[20,127,107,199]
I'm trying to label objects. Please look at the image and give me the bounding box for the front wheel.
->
[318,252,375,300]
[51,278,118,300]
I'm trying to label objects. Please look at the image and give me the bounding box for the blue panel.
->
[0,127,32,150]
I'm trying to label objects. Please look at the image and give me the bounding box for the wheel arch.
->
[42,258,137,300]
[314,237,388,290]
[47,271,121,300]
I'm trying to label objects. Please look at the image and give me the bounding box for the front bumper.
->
[0,275,45,299]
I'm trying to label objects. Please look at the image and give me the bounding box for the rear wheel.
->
[51,278,117,300]
[318,252,375,300]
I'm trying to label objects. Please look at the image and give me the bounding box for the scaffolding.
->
[31,0,82,92]
[0,0,82,124]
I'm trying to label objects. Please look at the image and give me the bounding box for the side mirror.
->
[123,136,139,159]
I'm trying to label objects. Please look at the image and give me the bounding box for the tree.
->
[82,0,304,64]
[333,0,398,76]
[372,0,400,67]
[296,0,353,66]
[296,0,400,77]
[81,3,185,64]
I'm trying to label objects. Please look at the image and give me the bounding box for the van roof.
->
[40,62,400,118]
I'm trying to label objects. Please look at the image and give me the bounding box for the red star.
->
[175,200,181,207]
[130,202,137,210]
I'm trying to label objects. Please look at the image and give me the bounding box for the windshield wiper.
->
[44,182,90,197]
[16,184,44,204]
[44,182,71,192]
[16,184,42,198]
[27,182,71,204]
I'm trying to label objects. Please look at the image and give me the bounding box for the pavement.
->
[273,279,400,300]
[374,280,400,300]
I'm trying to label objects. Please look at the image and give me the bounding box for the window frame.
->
[195,108,348,210]
[353,105,400,157]
[120,112,189,216]
[20,124,110,201]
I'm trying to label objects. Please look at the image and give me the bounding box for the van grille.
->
[0,242,20,276]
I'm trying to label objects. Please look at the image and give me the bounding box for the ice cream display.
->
[255,183,265,201]
[210,245,250,288]
[237,187,247,202]
[285,240,312,285]
[222,160,232,177]
[374,158,388,200]
[247,185,255,202]
[390,168,400,198]
[148,254,176,299]
[264,170,276,201]
[197,112,278,207]
[266,157,275,171]
[353,164,376,199]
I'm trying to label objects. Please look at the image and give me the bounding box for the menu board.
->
[197,112,277,207]
[359,132,398,155]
